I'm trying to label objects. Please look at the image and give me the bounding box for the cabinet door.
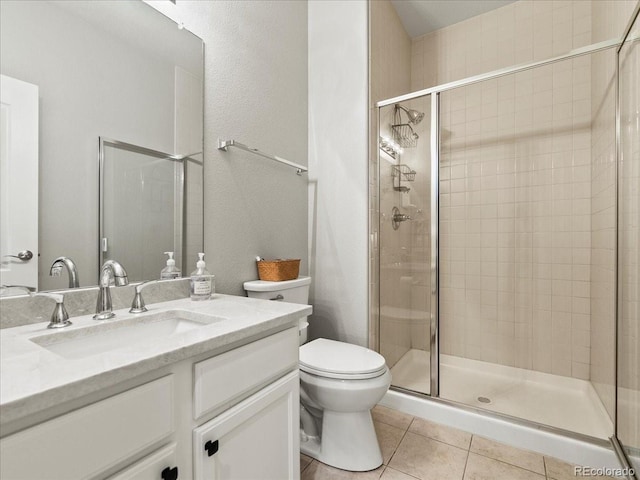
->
[109,443,178,480]
[0,376,174,480]
[193,371,299,480]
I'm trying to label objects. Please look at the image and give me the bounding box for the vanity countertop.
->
[0,294,311,426]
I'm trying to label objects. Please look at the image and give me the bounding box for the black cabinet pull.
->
[161,466,178,480]
[204,439,219,457]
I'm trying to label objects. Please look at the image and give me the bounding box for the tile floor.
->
[300,405,619,479]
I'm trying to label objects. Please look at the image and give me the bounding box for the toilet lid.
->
[299,338,387,378]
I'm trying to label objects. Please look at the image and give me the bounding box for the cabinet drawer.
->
[194,327,298,419]
[0,375,174,480]
[109,443,177,480]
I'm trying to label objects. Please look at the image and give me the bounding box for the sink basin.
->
[30,310,225,359]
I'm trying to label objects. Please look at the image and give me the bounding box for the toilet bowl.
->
[299,339,391,471]
[244,277,392,472]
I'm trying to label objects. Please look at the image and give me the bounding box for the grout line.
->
[543,456,549,479]
[385,416,414,468]
[383,466,422,480]
[372,407,415,431]
[461,443,471,480]
[378,465,385,479]
[469,435,551,476]
[404,420,473,452]
[469,449,547,477]
[300,457,314,475]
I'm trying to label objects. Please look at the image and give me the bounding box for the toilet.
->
[244,276,391,472]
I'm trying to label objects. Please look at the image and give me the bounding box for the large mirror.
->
[0,0,204,294]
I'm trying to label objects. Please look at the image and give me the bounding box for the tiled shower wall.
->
[414,1,595,379]
[438,57,593,377]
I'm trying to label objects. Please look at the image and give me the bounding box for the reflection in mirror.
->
[0,0,204,296]
[101,138,189,283]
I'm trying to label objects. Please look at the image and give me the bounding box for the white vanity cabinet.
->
[0,325,300,480]
[192,327,300,480]
[193,372,299,480]
[0,376,175,480]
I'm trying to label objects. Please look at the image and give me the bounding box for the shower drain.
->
[477,396,491,404]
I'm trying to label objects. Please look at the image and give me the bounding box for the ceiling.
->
[390,0,517,38]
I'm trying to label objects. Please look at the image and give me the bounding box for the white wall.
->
[148,0,309,295]
[308,0,369,346]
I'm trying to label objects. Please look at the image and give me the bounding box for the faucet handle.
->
[35,292,64,303]
[129,280,161,314]
[130,289,148,314]
[129,278,182,314]
[34,292,72,329]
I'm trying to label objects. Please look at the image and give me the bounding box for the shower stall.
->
[372,2,639,471]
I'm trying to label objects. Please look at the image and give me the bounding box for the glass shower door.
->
[617,7,640,469]
[378,95,433,395]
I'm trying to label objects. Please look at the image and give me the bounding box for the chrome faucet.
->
[130,278,183,314]
[94,260,128,320]
[129,279,160,314]
[49,256,80,288]
[35,292,72,329]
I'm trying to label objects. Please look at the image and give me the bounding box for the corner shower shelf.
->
[393,164,416,192]
[392,123,419,148]
[393,164,416,181]
[217,139,308,175]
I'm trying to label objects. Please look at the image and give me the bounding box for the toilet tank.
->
[243,276,311,304]
[244,276,311,345]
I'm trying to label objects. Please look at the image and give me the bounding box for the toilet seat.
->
[299,338,388,380]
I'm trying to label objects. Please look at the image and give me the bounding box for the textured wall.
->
[308,0,369,347]
[149,0,309,296]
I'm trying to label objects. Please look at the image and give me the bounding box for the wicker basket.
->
[257,259,300,281]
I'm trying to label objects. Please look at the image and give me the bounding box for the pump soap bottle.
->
[190,253,213,301]
[161,252,181,279]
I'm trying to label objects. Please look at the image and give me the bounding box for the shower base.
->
[390,349,612,439]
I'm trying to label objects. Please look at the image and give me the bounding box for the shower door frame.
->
[613,2,640,475]
[374,36,625,448]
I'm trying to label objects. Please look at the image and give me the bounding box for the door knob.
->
[3,250,33,261]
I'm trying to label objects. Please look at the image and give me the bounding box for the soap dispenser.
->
[190,253,213,301]
[161,252,181,279]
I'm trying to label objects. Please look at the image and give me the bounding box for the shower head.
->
[396,105,425,125]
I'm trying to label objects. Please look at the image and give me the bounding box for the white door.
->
[0,74,38,291]
[193,371,300,480]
